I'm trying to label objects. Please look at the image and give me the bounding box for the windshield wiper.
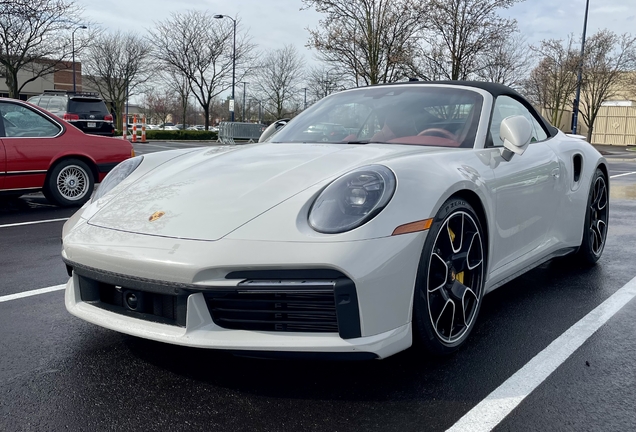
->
[344,140,371,145]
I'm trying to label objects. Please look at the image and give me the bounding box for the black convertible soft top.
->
[384,80,559,138]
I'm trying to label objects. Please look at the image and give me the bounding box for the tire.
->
[413,198,486,355]
[44,159,94,207]
[576,168,609,265]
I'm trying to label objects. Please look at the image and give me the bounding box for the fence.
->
[217,122,266,144]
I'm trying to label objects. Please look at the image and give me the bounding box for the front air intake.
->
[205,276,361,338]
[205,280,339,333]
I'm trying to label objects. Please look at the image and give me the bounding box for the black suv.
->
[27,90,115,136]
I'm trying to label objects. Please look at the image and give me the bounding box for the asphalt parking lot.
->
[1,142,635,431]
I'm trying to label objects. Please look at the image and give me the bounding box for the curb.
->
[604,158,636,162]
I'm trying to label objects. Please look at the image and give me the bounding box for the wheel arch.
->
[45,154,99,185]
[446,189,490,271]
[596,161,609,189]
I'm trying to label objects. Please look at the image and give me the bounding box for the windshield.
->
[272,86,483,148]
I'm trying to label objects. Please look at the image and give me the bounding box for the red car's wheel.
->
[44,159,94,207]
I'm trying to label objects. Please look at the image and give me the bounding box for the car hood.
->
[88,143,456,241]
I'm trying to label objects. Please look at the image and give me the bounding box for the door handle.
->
[551,168,560,179]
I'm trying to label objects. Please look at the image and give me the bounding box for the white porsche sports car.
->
[62,82,608,359]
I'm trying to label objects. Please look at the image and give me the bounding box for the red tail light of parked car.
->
[63,113,80,121]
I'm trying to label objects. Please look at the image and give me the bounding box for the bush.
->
[145,130,219,141]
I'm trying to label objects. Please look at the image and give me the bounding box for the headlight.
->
[91,156,143,202]
[308,165,396,233]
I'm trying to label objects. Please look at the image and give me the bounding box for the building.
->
[0,61,83,99]
[541,72,636,145]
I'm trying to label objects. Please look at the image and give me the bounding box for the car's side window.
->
[490,96,548,147]
[0,102,61,138]
[37,96,51,109]
[46,97,66,113]
[530,116,548,142]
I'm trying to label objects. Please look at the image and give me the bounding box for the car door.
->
[0,135,5,191]
[488,95,561,271]
[0,101,63,191]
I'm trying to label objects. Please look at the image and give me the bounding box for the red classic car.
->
[0,98,133,206]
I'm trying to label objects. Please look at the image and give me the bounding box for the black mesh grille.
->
[205,288,339,333]
[77,275,186,327]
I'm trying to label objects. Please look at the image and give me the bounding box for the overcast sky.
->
[77,0,636,97]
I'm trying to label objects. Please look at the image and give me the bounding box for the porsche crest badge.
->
[149,211,165,222]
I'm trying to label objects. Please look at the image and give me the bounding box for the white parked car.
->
[62,82,608,359]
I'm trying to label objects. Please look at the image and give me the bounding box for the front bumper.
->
[66,274,411,359]
[63,221,426,358]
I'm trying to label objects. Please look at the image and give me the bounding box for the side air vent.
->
[573,154,583,183]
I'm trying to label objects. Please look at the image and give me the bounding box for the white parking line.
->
[0,218,69,229]
[0,284,66,303]
[447,275,636,432]
[170,142,210,147]
[610,171,636,179]
[134,143,180,150]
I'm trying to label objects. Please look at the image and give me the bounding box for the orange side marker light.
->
[392,218,433,236]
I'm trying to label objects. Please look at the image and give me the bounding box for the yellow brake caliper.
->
[448,227,465,284]
[456,271,464,284]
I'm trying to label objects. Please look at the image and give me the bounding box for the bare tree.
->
[579,30,636,142]
[149,11,255,129]
[523,36,580,128]
[0,0,93,98]
[305,65,346,105]
[254,44,305,119]
[303,0,426,86]
[83,32,154,128]
[143,89,178,124]
[417,0,522,81]
[474,32,533,89]
[165,69,191,128]
[141,89,176,126]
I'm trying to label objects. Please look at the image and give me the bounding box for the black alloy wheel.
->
[413,198,485,355]
[577,168,609,264]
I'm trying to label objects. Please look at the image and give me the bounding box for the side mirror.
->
[500,115,533,161]
[259,119,289,143]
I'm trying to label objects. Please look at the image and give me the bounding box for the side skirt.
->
[485,247,577,293]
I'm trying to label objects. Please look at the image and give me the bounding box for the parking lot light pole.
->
[572,0,590,135]
[72,25,87,93]
[303,88,307,110]
[214,14,236,122]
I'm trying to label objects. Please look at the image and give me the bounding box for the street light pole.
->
[214,14,237,122]
[72,25,87,93]
[303,87,307,110]
[572,0,590,135]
